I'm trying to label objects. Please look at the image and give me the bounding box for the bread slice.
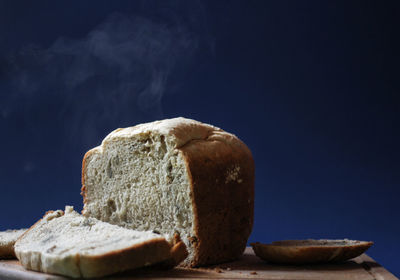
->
[81,117,255,267]
[0,229,27,258]
[14,206,187,278]
[251,239,374,264]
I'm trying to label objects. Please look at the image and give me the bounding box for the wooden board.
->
[0,247,397,280]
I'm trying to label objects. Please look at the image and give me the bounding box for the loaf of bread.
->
[0,229,26,258]
[81,117,254,266]
[14,206,187,278]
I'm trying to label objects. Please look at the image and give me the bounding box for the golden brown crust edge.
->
[251,241,374,264]
[0,246,16,259]
[81,149,95,215]
[0,229,28,259]
[79,238,173,278]
[153,233,189,269]
[180,132,255,267]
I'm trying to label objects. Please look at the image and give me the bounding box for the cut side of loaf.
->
[251,239,374,264]
[14,206,187,278]
[0,229,27,259]
[81,117,255,267]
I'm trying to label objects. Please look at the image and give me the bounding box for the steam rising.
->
[0,12,199,148]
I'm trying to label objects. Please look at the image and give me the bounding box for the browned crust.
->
[167,238,189,267]
[251,240,374,264]
[79,237,172,278]
[0,245,16,258]
[80,235,189,278]
[0,229,27,259]
[81,149,94,215]
[180,133,255,267]
[150,233,189,269]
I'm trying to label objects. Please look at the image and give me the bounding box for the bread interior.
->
[83,133,195,263]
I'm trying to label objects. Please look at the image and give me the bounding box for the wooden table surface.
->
[0,247,397,280]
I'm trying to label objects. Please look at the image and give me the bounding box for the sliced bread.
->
[81,117,255,266]
[14,206,187,278]
[0,229,27,258]
[251,239,374,264]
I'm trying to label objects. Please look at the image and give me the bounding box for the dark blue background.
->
[1,0,399,276]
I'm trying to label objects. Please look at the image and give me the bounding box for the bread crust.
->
[81,118,255,267]
[0,247,13,258]
[78,238,172,278]
[251,240,374,264]
[180,132,254,266]
[0,241,17,258]
[0,229,28,259]
[81,149,97,212]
